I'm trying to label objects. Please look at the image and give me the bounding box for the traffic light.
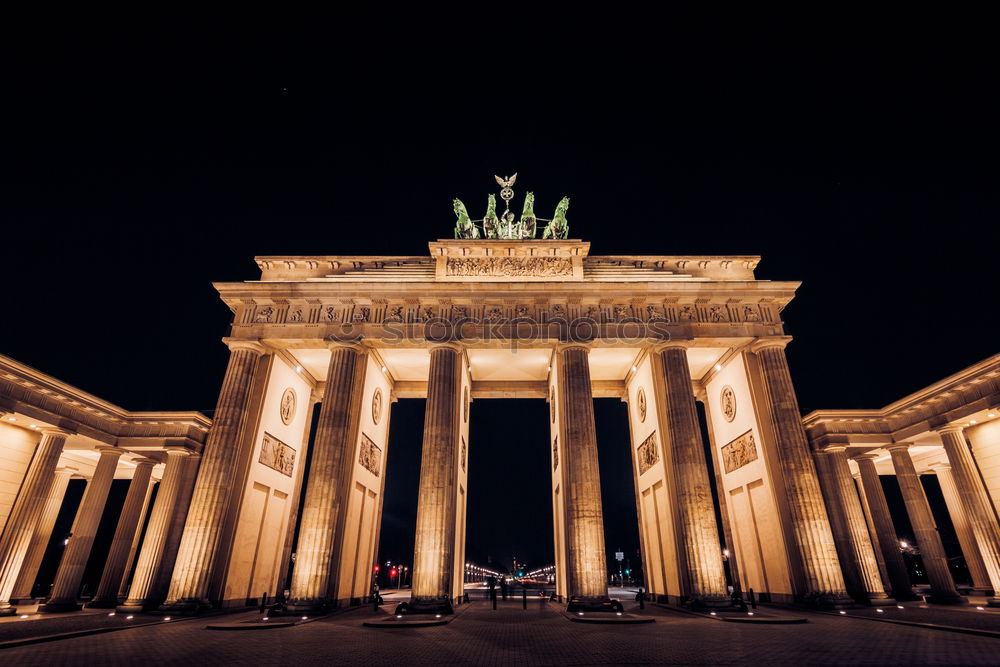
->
[374,564,380,573]
[390,568,398,577]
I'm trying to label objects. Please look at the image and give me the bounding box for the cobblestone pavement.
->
[3,600,1000,666]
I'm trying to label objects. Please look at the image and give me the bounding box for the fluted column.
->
[409,344,463,613]
[160,340,265,612]
[88,458,157,607]
[41,446,124,612]
[119,449,197,611]
[287,344,367,612]
[938,426,1000,605]
[657,343,728,605]
[117,476,157,600]
[929,462,992,594]
[11,466,76,602]
[886,444,964,604]
[751,338,850,605]
[853,472,891,591]
[822,447,893,605]
[557,344,609,605]
[854,455,916,600]
[0,429,70,614]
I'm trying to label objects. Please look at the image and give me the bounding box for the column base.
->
[10,597,42,605]
[862,595,898,607]
[686,594,734,610]
[0,606,18,617]
[283,599,333,615]
[925,592,967,605]
[154,598,211,616]
[985,597,1000,608]
[116,601,152,613]
[397,596,454,616]
[85,598,120,609]
[566,596,624,613]
[801,592,856,609]
[38,601,84,613]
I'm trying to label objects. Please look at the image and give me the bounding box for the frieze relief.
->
[359,433,382,476]
[446,256,573,277]
[259,432,295,477]
[637,432,659,476]
[721,430,758,474]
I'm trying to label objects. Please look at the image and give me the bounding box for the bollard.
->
[260,592,268,613]
[748,588,757,610]
[639,588,645,610]
[492,589,497,610]
[523,588,527,610]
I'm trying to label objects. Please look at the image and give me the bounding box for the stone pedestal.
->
[938,427,1000,605]
[11,467,75,602]
[88,458,156,607]
[556,344,610,610]
[286,345,367,613]
[159,341,265,613]
[408,344,463,615]
[929,462,993,595]
[853,455,917,600]
[118,449,198,612]
[0,430,69,614]
[751,339,851,606]
[657,344,728,606]
[821,447,893,605]
[41,447,125,612]
[886,444,965,604]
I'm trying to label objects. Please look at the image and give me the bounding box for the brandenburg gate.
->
[142,180,859,616]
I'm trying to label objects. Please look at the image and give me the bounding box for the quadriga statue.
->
[542,197,570,239]
[482,194,500,239]
[453,198,481,239]
[519,192,537,239]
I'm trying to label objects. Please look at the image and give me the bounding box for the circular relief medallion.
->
[637,387,647,423]
[550,388,556,423]
[279,388,296,425]
[721,385,737,423]
[372,387,383,425]
[463,386,469,423]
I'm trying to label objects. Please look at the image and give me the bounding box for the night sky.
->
[4,16,997,581]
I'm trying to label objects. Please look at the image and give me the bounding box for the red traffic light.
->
[390,568,398,577]
[374,565,380,573]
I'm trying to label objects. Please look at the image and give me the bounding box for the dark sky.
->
[3,14,997,576]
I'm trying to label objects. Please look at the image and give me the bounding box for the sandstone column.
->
[11,466,76,602]
[119,449,198,612]
[854,454,916,600]
[556,344,610,607]
[88,458,157,607]
[750,338,850,605]
[657,343,728,606]
[938,426,1000,605]
[853,472,891,591]
[287,344,367,613]
[885,443,964,604]
[41,446,124,612]
[117,476,157,600]
[159,340,265,612]
[0,429,70,615]
[929,462,992,595]
[822,447,893,605]
[409,344,463,614]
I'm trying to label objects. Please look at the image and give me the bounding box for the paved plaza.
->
[3,599,1000,666]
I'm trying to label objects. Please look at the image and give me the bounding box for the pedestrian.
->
[500,576,508,600]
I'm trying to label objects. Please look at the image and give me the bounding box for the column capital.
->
[749,335,793,354]
[426,341,465,354]
[926,461,951,472]
[95,446,127,458]
[554,341,591,354]
[132,457,160,468]
[650,339,694,353]
[55,465,79,476]
[163,445,195,458]
[326,340,366,353]
[852,452,881,462]
[935,424,965,436]
[223,338,268,355]
[39,426,73,437]
[822,445,848,454]
[884,442,912,453]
